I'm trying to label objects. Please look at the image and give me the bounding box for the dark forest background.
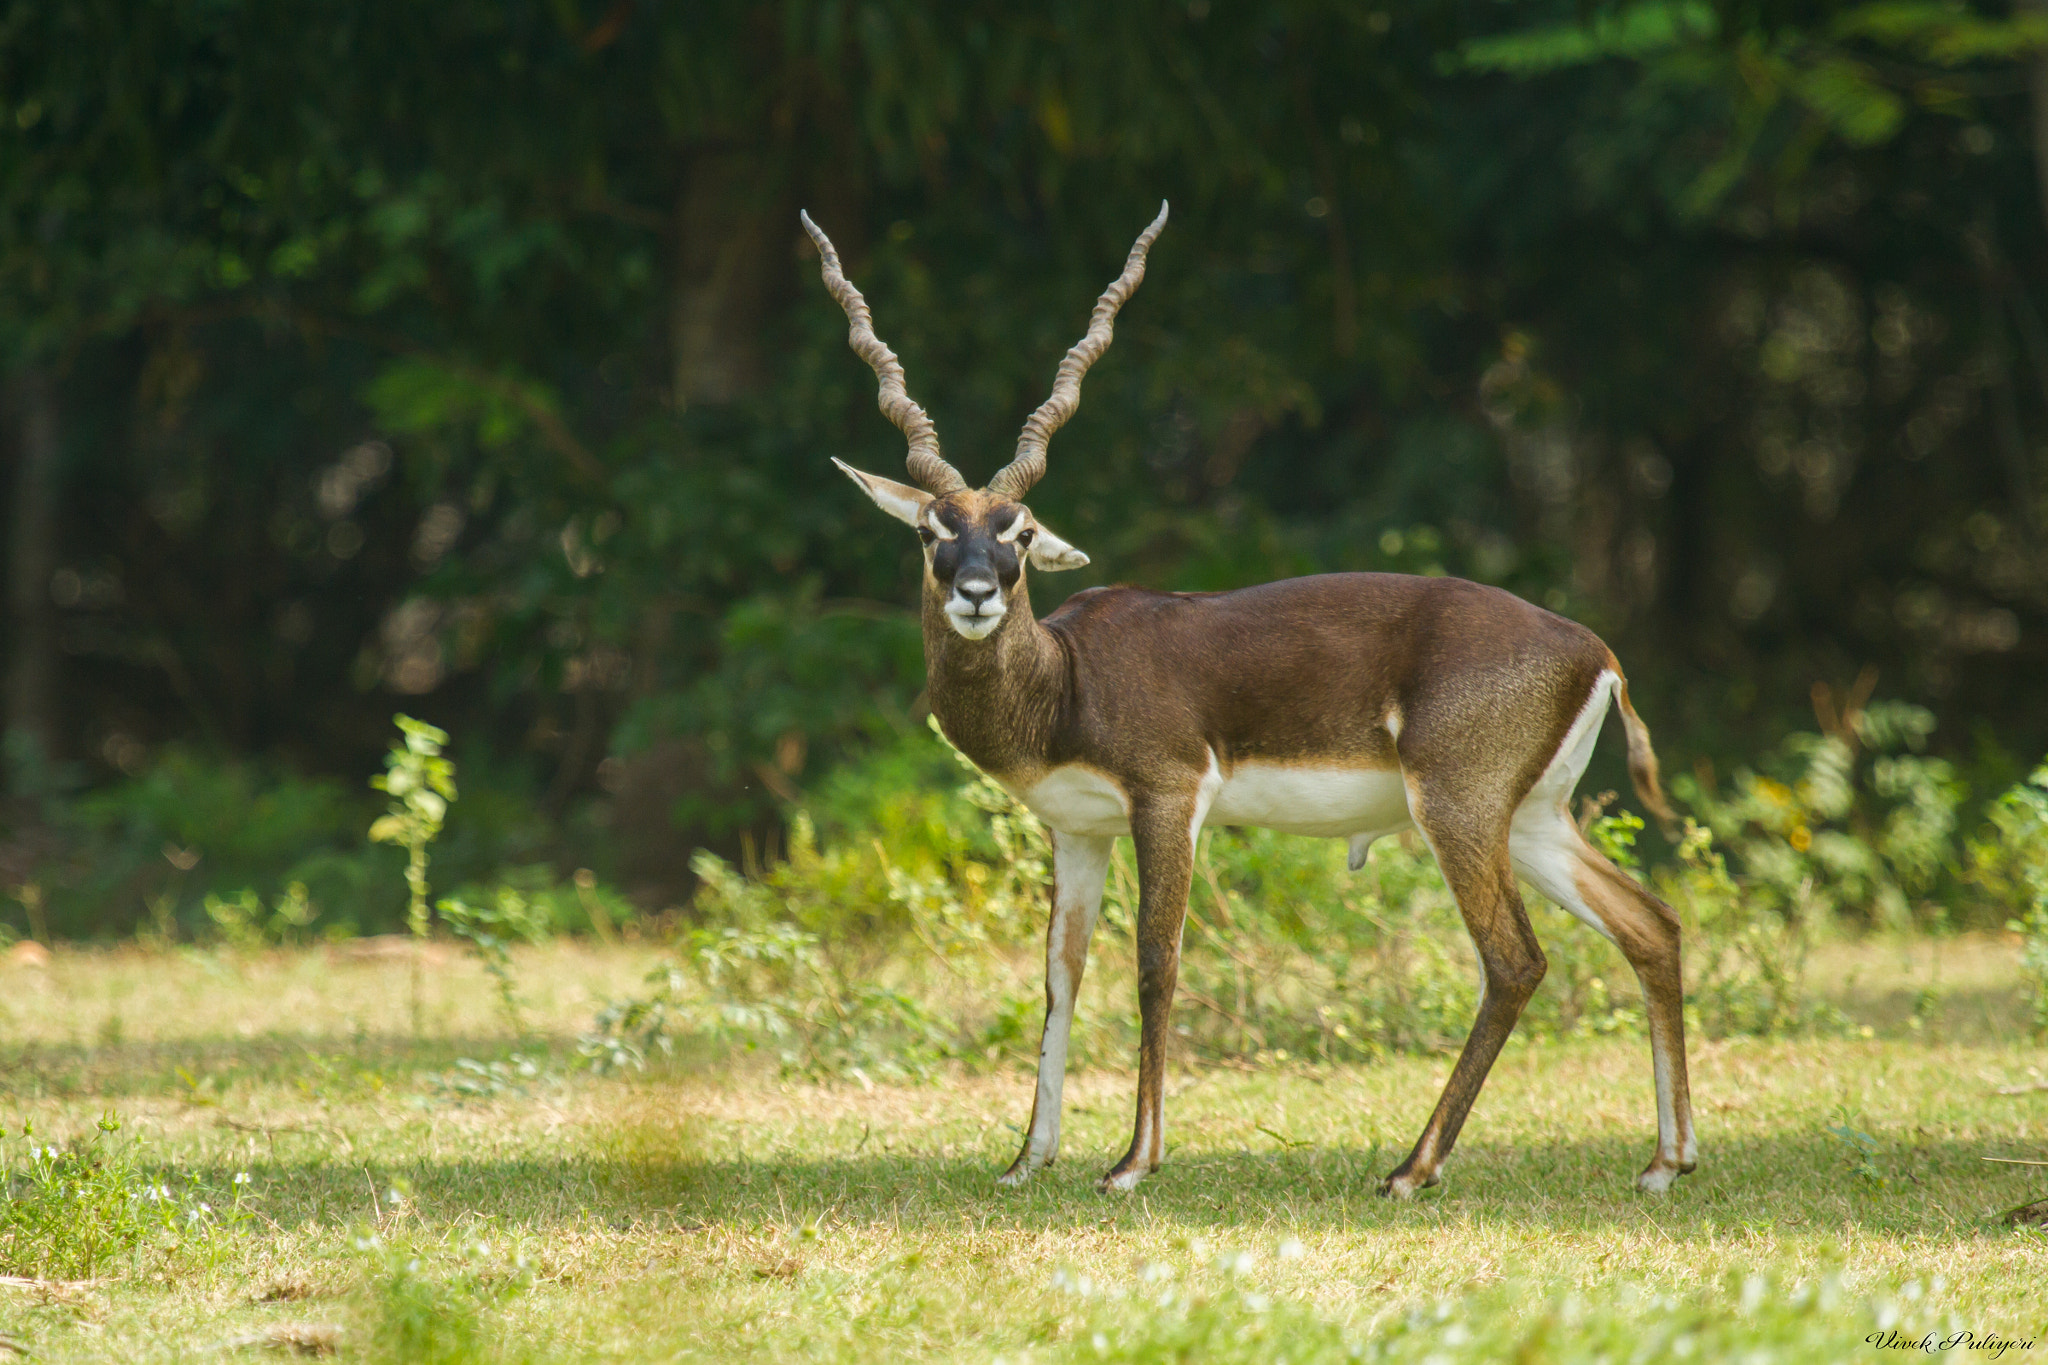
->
[4,0,2048,936]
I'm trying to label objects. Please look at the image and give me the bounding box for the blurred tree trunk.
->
[6,367,61,784]
[670,149,781,407]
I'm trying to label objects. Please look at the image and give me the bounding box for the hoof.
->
[998,1153,1048,1188]
[1378,1169,1439,1200]
[1635,1162,1691,1194]
[1096,1164,1148,1193]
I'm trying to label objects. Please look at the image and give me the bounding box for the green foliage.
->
[579,828,963,1082]
[37,749,395,940]
[1656,820,1826,1038]
[422,1055,547,1104]
[1462,2,1717,74]
[0,1114,247,1278]
[1585,806,1645,871]
[447,866,633,941]
[1675,702,1965,933]
[201,880,318,950]
[1976,761,2048,1038]
[1463,0,2048,211]
[1172,829,1473,1062]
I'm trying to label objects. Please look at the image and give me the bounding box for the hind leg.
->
[1382,812,1547,1199]
[1511,808,1697,1192]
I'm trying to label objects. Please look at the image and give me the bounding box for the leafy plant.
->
[1674,701,1964,933]
[370,715,458,1033]
[1653,819,1834,1038]
[201,881,318,950]
[437,889,552,1035]
[448,866,631,942]
[423,1055,546,1104]
[579,886,958,1083]
[1824,1108,1890,1189]
[0,1114,248,1278]
[36,749,396,940]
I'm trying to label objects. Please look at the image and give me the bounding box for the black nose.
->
[957,578,998,611]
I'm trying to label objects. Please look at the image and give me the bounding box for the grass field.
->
[2,935,2045,1362]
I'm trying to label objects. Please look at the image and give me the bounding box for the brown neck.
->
[922,577,1067,775]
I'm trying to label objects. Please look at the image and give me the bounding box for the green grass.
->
[1,937,2044,1362]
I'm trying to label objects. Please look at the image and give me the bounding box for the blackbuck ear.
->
[832,458,931,527]
[1027,523,1090,571]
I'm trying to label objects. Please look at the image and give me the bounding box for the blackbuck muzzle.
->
[803,205,1698,1199]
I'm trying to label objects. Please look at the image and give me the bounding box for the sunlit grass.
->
[0,938,2043,1362]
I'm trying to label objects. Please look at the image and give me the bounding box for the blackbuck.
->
[800,203,1699,1197]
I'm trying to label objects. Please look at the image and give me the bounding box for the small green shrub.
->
[437,888,553,1034]
[422,1055,547,1104]
[580,721,1059,1080]
[1171,828,1477,1062]
[370,714,457,944]
[1655,701,1987,1039]
[0,1114,247,1278]
[369,714,457,1034]
[201,880,319,950]
[579,842,959,1081]
[448,865,632,941]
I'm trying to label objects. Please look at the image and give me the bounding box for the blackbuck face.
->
[831,466,1090,639]
[800,202,1166,638]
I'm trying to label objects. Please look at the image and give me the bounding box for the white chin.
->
[947,610,1004,640]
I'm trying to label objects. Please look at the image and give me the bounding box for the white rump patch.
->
[1507,670,1619,941]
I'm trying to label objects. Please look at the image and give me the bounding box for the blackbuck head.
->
[802,204,1168,641]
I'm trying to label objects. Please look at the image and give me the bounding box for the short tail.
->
[1611,665,1677,835]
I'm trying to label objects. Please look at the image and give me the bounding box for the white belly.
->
[1210,762,1412,839]
[1010,760,1413,842]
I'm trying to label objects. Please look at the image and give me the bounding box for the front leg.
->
[999,832,1112,1186]
[1100,793,1205,1192]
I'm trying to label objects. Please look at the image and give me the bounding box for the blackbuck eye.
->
[917,527,936,546]
[1017,529,1035,548]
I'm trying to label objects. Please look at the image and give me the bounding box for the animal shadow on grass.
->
[179,1132,2024,1240]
